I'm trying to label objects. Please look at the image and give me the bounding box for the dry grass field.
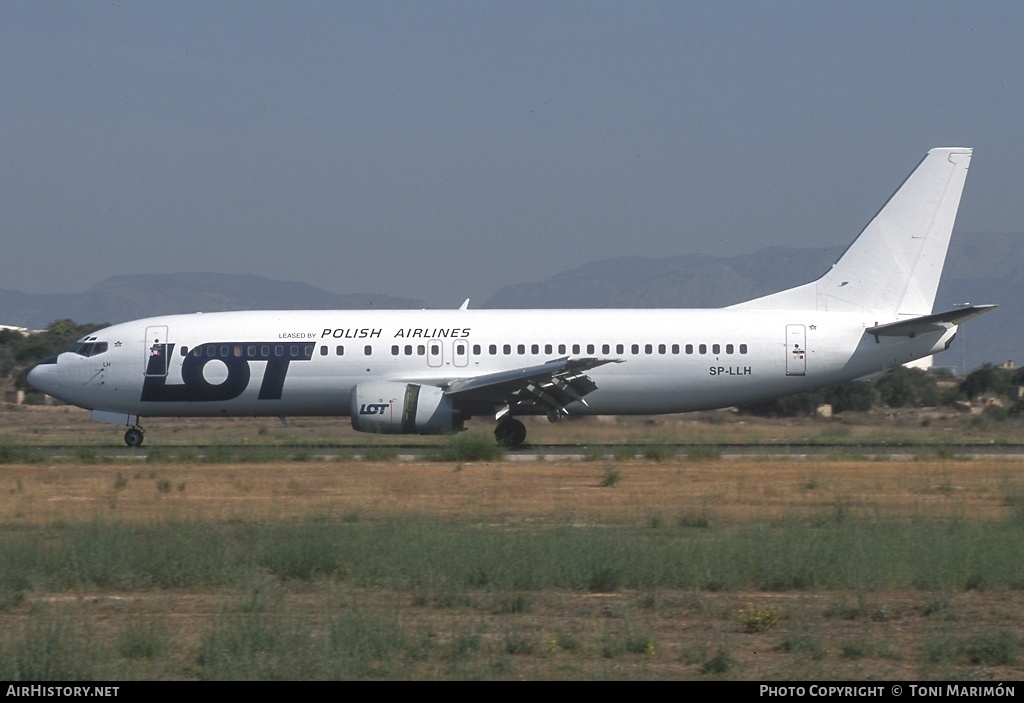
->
[2,404,1024,680]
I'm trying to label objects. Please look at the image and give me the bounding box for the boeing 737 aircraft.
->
[28,147,994,448]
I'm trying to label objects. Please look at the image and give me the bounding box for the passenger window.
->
[631,344,639,354]
[740,344,748,354]
[531,344,539,354]
[602,344,610,354]
[489,344,497,355]
[275,346,284,357]
[726,344,734,354]
[712,344,720,354]
[181,346,189,356]
[417,345,426,355]
[363,345,372,356]
[616,344,624,354]
[517,344,525,354]
[699,344,707,354]
[645,344,653,354]
[234,346,243,357]
[545,344,553,354]
[658,344,666,354]
[685,344,693,354]
[391,345,400,356]
[587,344,595,354]
[304,344,313,357]
[473,344,481,355]
[335,346,344,356]
[672,344,679,354]
[319,346,328,356]
[503,344,512,355]
[572,344,580,354]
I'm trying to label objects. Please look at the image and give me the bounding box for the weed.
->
[612,445,637,461]
[781,628,826,660]
[738,603,780,632]
[72,447,100,464]
[361,446,399,462]
[492,592,531,614]
[115,618,171,660]
[701,648,734,675]
[677,513,710,528]
[642,444,675,461]
[503,631,535,655]
[0,444,43,464]
[588,567,621,593]
[599,465,621,487]
[687,445,721,460]
[425,432,505,462]
[839,639,870,659]
[963,630,1019,665]
[145,447,169,463]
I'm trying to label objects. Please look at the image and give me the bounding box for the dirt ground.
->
[3,404,1024,679]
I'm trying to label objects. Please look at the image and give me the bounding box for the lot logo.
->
[141,342,314,402]
[358,402,392,415]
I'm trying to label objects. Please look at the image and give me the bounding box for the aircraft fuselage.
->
[28,307,953,420]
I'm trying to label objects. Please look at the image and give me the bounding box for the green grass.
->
[424,431,506,462]
[3,512,1024,593]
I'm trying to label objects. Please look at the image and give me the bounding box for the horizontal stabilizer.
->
[866,305,997,338]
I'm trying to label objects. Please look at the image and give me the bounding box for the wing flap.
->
[445,357,622,420]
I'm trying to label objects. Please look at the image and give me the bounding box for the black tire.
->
[124,428,144,448]
[494,418,527,447]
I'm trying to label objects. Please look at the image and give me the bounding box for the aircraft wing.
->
[866,305,997,338]
[444,357,623,420]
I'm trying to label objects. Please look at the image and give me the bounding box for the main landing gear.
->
[494,418,527,448]
[124,426,145,448]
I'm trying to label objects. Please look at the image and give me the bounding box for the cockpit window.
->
[68,337,108,358]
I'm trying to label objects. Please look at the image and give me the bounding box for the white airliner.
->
[29,147,994,448]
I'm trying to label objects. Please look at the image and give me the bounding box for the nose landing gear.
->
[124,426,145,448]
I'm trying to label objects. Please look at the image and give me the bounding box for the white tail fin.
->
[731,147,972,316]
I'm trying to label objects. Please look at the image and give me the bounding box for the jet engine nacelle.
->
[350,381,460,434]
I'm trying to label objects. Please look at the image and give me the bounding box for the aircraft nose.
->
[27,356,61,396]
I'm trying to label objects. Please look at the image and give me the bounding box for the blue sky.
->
[3,1,1023,306]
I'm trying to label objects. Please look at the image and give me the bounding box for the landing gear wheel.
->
[494,418,527,447]
[124,427,145,448]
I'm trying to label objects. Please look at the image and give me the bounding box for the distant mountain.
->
[483,247,844,309]
[483,233,1024,371]
[0,273,423,330]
